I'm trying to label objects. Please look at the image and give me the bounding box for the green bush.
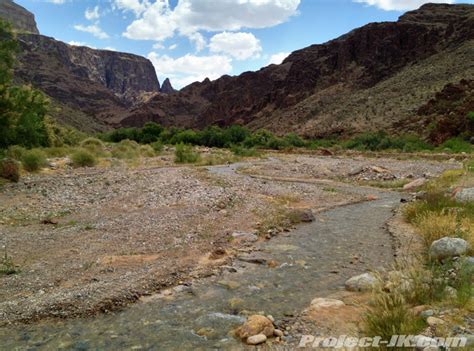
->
[111,139,140,159]
[140,122,164,143]
[174,143,200,163]
[438,137,472,153]
[71,149,97,168]
[284,133,306,147]
[243,129,276,148]
[139,145,155,157]
[6,145,26,160]
[43,146,71,158]
[151,140,164,153]
[21,149,47,172]
[0,158,20,182]
[231,145,258,157]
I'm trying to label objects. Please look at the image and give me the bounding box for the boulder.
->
[237,315,275,339]
[345,273,377,292]
[429,237,469,260]
[403,178,427,191]
[455,188,474,203]
[426,316,445,327]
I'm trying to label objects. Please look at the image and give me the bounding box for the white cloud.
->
[268,52,290,65]
[147,52,232,88]
[209,32,261,60]
[168,43,178,50]
[123,0,300,43]
[46,0,66,4]
[104,46,117,51]
[85,6,100,21]
[187,32,206,51]
[113,0,151,16]
[74,23,109,39]
[152,42,165,49]
[353,0,454,11]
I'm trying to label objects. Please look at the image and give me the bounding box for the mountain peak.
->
[0,0,39,34]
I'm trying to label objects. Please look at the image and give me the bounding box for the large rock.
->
[345,273,377,292]
[429,237,469,260]
[455,188,474,203]
[160,78,176,94]
[236,315,275,339]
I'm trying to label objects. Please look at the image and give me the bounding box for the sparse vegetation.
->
[71,149,97,168]
[0,158,20,182]
[174,143,200,163]
[0,247,19,276]
[21,149,47,172]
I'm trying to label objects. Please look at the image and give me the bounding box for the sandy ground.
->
[0,152,460,326]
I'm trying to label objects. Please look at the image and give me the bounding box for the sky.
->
[15,0,473,89]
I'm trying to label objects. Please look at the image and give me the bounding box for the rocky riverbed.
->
[0,152,461,348]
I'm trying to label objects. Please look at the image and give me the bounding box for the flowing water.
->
[1,166,401,350]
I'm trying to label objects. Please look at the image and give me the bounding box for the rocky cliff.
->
[0,0,39,34]
[13,34,161,131]
[121,4,474,139]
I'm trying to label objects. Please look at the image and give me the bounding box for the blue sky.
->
[15,0,473,88]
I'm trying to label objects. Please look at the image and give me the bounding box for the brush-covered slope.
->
[121,3,474,139]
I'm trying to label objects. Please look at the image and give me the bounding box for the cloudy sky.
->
[16,0,472,89]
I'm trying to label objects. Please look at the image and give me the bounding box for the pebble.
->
[247,334,267,345]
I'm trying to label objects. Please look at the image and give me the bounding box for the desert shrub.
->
[139,145,155,157]
[80,137,107,156]
[224,125,251,145]
[106,127,141,143]
[231,145,258,157]
[71,149,97,168]
[284,133,306,147]
[139,122,163,143]
[198,126,228,148]
[6,145,26,160]
[267,136,290,150]
[0,248,19,275]
[151,140,164,153]
[43,146,71,158]
[452,261,474,307]
[21,149,47,172]
[438,137,472,153]
[170,129,200,145]
[243,129,276,148]
[111,139,140,159]
[174,143,200,163]
[0,158,20,182]
[364,281,425,340]
[306,138,338,149]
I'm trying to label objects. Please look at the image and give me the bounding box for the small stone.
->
[274,329,284,337]
[403,178,427,191]
[345,272,377,292]
[420,310,434,319]
[444,286,457,299]
[217,280,240,290]
[455,187,474,203]
[232,231,258,242]
[427,317,445,327]
[237,315,275,339]
[247,334,267,345]
[310,298,345,309]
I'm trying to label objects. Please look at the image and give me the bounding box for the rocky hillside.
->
[121,3,474,139]
[0,0,38,34]
[1,1,161,132]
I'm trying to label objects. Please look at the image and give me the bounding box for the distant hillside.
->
[121,3,473,140]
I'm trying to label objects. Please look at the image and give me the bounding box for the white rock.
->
[455,188,474,203]
[247,334,267,345]
[413,335,438,350]
[429,237,469,260]
[427,316,445,327]
[310,297,345,309]
[345,273,377,292]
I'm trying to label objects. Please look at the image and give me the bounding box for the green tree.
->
[0,19,50,149]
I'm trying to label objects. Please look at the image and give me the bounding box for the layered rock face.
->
[13,34,160,130]
[121,4,474,138]
[0,0,39,34]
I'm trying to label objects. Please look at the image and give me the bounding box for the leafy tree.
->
[0,19,50,149]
